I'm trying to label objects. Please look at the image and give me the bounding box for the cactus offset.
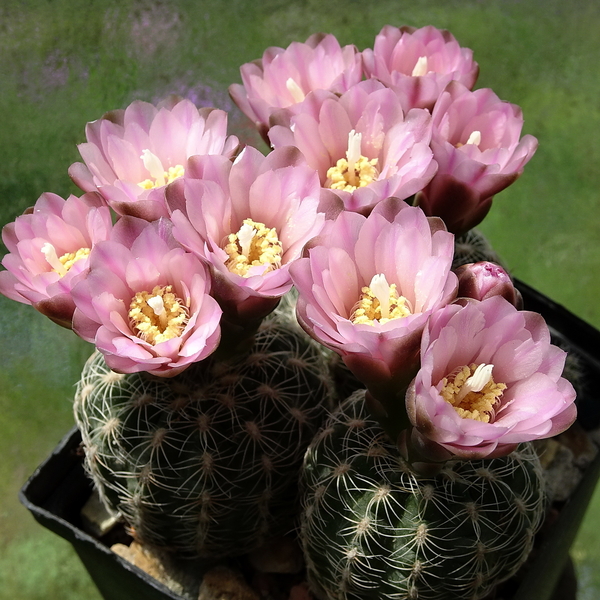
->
[301,392,546,600]
[74,309,333,559]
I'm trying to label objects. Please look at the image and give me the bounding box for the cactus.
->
[74,306,333,559]
[301,391,546,600]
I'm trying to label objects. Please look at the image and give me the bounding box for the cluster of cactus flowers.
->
[0,23,579,600]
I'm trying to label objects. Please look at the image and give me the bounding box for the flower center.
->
[351,273,412,325]
[224,219,283,277]
[456,130,482,149]
[439,363,506,423]
[41,243,91,276]
[138,149,184,189]
[129,285,189,345]
[325,130,379,192]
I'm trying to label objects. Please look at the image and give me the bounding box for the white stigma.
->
[233,146,246,165]
[41,242,67,276]
[237,222,257,257]
[285,78,306,103]
[466,131,482,146]
[346,129,362,173]
[140,149,166,187]
[369,273,391,320]
[411,56,429,77]
[456,364,494,401]
[147,295,165,316]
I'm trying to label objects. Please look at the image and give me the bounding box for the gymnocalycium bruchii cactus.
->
[301,391,546,600]
[74,308,333,559]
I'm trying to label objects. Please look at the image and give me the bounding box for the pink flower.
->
[405,296,577,460]
[71,217,222,377]
[69,97,239,221]
[416,82,538,235]
[290,198,457,402]
[0,192,112,328]
[362,25,479,111]
[229,33,362,139]
[166,146,325,323]
[455,261,523,308]
[268,80,437,214]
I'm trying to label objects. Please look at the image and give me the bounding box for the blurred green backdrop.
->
[0,0,599,598]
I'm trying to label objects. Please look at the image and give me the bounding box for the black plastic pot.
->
[19,280,600,600]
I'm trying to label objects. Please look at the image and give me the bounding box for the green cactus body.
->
[453,229,504,269]
[301,392,546,600]
[74,314,332,559]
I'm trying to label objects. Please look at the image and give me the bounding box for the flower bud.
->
[455,261,523,308]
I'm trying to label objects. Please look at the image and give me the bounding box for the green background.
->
[0,0,599,598]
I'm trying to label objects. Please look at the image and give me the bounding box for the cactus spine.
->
[74,310,332,559]
[301,391,546,600]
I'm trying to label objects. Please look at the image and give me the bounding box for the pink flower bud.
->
[455,261,523,308]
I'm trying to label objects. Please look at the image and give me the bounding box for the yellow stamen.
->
[42,243,91,276]
[440,363,506,423]
[129,285,189,345]
[411,56,429,77]
[351,273,412,325]
[60,247,91,271]
[325,129,379,192]
[138,149,184,189]
[224,219,283,277]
